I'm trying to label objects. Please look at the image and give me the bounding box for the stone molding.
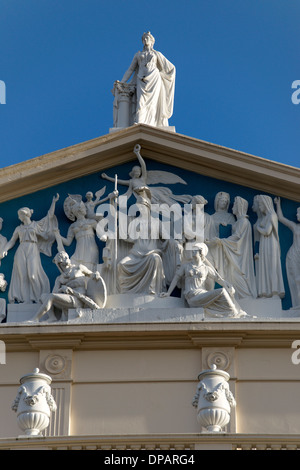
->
[0,125,299,203]
[2,321,300,351]
[0,433,300,450]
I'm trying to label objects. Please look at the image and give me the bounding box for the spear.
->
[113,174,118,294]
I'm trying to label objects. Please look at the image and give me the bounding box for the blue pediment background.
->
[0,158,298,313]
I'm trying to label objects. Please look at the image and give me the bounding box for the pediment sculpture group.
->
[0,144,298,324]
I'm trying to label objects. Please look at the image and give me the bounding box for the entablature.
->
[1,321,299,352]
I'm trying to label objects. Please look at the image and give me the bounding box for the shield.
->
[86,276,107,308]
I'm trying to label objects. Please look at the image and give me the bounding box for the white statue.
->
[12,368,57,437]
[255,195,285,299]
[210,192,235,238]
[252,194,263,288]
[275,197,300,307]
[183,195,212,244]
[0,194,59,304]
[192,364,236,433]
[207,196,257,299]
[0,218,7,262]
[182,195,215,289]
[118,233,166,295]
[84,187,108,219]
[0,273,7,322]
[102,144,191,209]
[58,195,100,271]
[27,251,106,323]
[116,200,165,295]
[160,238,183,287]
[115,31,176,128]
[161,243,247,318]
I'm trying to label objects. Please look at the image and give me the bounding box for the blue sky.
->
[0,0,299,169]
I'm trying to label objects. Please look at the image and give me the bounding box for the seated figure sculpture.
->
[27,251,106,323]
[117,204,166,295]
[160,243,247,318]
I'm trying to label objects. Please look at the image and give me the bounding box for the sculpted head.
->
[18,207,33,221]
[85,191,93,201]
[252,195,261,214]
[191,195,208,207]
[214,192,230,212]
[142,31,155,48]
[72,201,87,218]
[129,165,142,178]
[258,195,274,214]
[53,251,71,271]
[191,242,208,261]
[233,196,248,218]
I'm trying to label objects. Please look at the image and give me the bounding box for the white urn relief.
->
[12,368,56,437]
[192,364,236,432]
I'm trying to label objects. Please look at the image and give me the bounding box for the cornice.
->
[0,124,299,203]
[1,320,299,351]
[1,433,300,450]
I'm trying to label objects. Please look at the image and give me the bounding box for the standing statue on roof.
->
[112,32,176,129]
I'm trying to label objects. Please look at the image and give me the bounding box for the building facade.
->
[1,124,300,450]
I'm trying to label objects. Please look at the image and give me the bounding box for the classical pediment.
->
[0,124,299,203]
[0,124,299,324]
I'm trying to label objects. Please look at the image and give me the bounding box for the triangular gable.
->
[0,124,299,203]
[0,125,299,319]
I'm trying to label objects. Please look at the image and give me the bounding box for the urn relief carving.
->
[12,368,57,437]
[192,364,236,432]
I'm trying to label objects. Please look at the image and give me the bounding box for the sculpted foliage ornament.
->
[12,368,57,437]
[192,364,236,433]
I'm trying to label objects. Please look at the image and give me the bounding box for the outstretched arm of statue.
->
[274,197,295,231]
[99,190,119,205]
[78,263,101,281]
[48,193,60,217]
[133,144,147,180]
[121,54,138,83]
[1,228,19,256]
[211,267,235,297]
[101,173,130,187]
[160,271,182,298]
[58,226,75,247]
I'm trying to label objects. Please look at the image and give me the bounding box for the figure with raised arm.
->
[83,186,117,220]
[274,197,300,307]
[0,194,59,304]
[102,144,191,209]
